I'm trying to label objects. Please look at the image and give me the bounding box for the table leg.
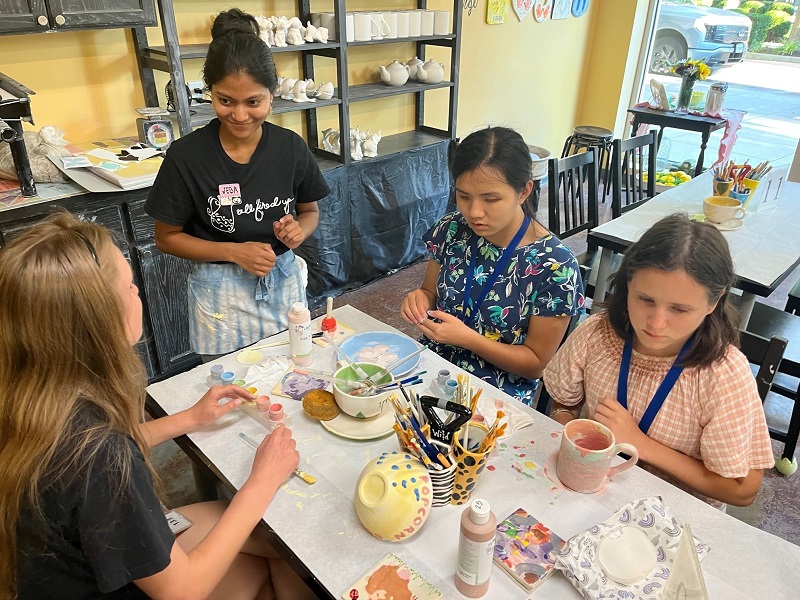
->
[592,248,613,302]
[737,292,756,330]
[696,130,710,178]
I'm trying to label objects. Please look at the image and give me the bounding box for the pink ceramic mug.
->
[556,419,639,493]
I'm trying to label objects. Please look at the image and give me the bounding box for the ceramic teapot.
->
[417,60,444,85]
[379,60,410,87]
[354,451,432,541]
[404,56,424,81]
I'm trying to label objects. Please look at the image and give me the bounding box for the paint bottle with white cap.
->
[288,302,312,366]
[455,497,496,597]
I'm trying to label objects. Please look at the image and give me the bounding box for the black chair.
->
[546,150,599,242]
[611,132,657,219]
[784,278,800,315]
[731,296,800,469]
[739,330,787,402]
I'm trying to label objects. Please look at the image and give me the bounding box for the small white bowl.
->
[333,362,394,419]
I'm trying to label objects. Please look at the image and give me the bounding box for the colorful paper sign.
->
[552,0,572,19]
[534,0,553,22]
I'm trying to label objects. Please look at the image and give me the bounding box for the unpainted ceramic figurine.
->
[278,77,297,100]
[286,16,305,45]
[291,79,315,103]
[304,21,317,43]
[313,26,329,43]
[362,130,382,158]
[350,127,364,161]
[315,81,334,100]
[271,16,288,47]
[321,128,340,154]
[255,15,272,47]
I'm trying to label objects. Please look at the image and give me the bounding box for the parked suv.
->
[650,2,751,74]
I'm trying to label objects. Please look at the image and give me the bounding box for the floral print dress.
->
[423,212,585,405]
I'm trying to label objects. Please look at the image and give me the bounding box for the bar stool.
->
[561,125,613,196]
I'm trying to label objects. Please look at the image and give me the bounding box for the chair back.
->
[546,150,599,241]
[535,312,583,415]
[739,329,788,401]
[611,132,657,219]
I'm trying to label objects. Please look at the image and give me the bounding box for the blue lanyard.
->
[617,333,693,435]
[460,215,530,324]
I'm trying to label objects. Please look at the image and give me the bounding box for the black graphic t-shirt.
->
[145,120,330,255]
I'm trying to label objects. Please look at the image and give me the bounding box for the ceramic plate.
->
[320,401,395,441]
[712,218,743,231]
[337,332,421,377]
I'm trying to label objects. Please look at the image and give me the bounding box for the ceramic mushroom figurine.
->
[362,130,382,158]
[405,56,424,81]
[379,60,410,87]
[416,59,445,85]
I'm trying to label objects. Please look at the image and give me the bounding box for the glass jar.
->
[705,82,728,115]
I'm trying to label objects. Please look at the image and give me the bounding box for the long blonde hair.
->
[0,212,150,598]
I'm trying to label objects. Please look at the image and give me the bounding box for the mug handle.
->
[380,17,391,35]
[608,443,639,479]
[370,19,380,37]
[734,208,746,219]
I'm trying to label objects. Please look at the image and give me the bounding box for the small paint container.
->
[233,379,246,387]
[221,371,235,385]
[268,403,292,429]
[436,369,450,387]
[256,394,271,412]
[246,386,258,396]
[210,364,224,383]
[443,379,458,399]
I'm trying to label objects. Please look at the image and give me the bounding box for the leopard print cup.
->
[450,422,492,505]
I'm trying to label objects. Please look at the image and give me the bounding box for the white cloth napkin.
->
[244,357,290,391]
[556,496,710,600]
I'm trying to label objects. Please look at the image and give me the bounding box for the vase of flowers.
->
[670,59,711,113]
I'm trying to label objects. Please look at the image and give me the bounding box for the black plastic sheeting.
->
[296,139,453,309]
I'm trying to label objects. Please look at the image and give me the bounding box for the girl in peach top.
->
[543,214,773,507]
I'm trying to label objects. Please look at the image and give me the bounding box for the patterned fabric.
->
[423,212,585,405]
[543,313,775,506]
[188,252,307,355]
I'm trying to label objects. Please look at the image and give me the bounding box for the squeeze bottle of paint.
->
[288,302,312,366]
[455,498,496,597]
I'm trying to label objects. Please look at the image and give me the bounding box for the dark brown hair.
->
[603,213,739,367]
[451,126,533,197]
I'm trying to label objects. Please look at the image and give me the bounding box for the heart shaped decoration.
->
[513,0,535,22]
[534,0,553,23]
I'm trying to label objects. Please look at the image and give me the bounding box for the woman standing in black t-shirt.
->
[145,8,330,358]
[0,213,314,599]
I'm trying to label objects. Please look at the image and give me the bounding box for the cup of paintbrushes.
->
[450,422,493,505]
[740,177,760,211]
[426,440,456,507]
[712,177,734,197]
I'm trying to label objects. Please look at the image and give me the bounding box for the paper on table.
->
[243,357,289,391]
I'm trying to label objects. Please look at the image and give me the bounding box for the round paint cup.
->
[256,394,270,413]
[741,177,760,211]
[556,419,638,493]
[221,371,235,385]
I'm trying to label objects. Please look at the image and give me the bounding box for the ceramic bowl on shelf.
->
[354,450,432,541]
[333,362,393,419]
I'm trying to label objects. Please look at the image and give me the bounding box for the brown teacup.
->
[703,195,745,224]
[556,419,638,493]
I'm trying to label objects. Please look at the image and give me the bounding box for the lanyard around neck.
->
[459,214,530,324]
[617,333,694,435]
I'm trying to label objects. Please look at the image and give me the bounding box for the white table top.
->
[147,305,800,599]
[589,167,799,294]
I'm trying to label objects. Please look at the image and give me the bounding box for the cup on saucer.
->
[703,196,745,225]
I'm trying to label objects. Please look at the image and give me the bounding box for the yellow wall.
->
[0,0,648,159]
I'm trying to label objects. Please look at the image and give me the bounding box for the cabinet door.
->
[134,242,198,376]
[0,0,155,33]
[0,0,48,36]
[47,0,155,30]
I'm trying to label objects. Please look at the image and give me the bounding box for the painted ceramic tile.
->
[552,0,572,19]
[513,0,535,22]
[572,0,590,18]
[486,0,508,25]
[534,0,553,23]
